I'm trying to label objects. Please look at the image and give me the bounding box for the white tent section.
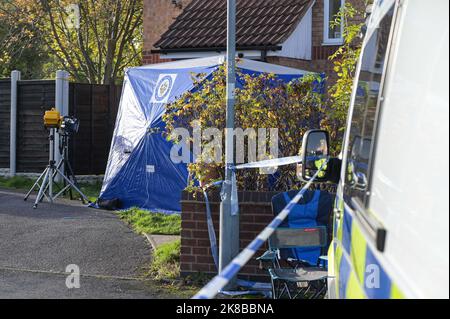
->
[138,55,308,75]
[99,56,310,213]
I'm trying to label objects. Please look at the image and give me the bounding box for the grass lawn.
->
[149,239,181,280]
[117,207,181,236]
[77,181,103,203]
[0,175,35,189]
[116,208,183,281]
[0,175,102,203]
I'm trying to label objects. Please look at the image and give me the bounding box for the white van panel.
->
[369,0,449,298]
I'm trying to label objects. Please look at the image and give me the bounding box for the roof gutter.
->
[151,45,282,54]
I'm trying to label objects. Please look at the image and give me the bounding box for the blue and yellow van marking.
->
[331,199,405,299]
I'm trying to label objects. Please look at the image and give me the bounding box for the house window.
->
[323,0,344,45]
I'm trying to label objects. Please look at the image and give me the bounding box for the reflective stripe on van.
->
[332,199,405,299]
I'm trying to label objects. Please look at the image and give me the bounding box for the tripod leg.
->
[60,158,72,199]
[54,167,91,204]
[66,168,74,200]
[34,168,50,209]
[40,158,65,200]
[53,184,71,200]
[38,171,51,204]
[65,159,82,203]
[64,158,74,200]
[24,168,48,201]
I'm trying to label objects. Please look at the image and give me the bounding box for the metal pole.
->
[10,70,21,177]
[49,128,54,202]
[62,71,69,117]
[219,0,239,290]
[55,70,69,182]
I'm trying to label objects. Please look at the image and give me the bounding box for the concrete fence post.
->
[9,70,21,176]
[55,70,70,182]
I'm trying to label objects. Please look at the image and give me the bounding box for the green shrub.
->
[163,66,325,191]
[323,2,365,154]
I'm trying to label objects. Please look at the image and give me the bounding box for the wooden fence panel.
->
[91,85,111,174]
[69,83,121,175]
[16,80,55,172]
[69,83,92,175]
[0,80,121,175]
[0,80,11,168]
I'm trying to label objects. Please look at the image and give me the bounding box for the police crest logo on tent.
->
[151,74,177,103]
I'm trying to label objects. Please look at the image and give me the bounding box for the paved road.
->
[0,190,182,299]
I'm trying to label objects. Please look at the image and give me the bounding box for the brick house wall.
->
[144,0,365,70]
[268,0,365,80]
[268,1,337,75]
[143,0,193,65]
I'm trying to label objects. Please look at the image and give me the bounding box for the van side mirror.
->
[299,130,330,183]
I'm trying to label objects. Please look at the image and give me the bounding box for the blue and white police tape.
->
[203,184,221,269]
[234,156,302,170]
[203,182,272,297]
[228,155,303,216]
[193,159,329,299]
[202,154,305,272]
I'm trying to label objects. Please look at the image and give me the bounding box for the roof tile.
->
[154,0,313,50]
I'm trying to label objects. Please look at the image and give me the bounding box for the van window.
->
[344,5,395,208]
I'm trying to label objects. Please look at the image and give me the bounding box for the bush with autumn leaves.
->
[163,4,364,192]
[163,66,326,191]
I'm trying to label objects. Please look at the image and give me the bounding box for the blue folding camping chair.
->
[257,189,334,299]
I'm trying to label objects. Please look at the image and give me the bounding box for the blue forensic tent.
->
[100,56,309,214]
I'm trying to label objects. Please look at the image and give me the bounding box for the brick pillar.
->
[180,190,279,281]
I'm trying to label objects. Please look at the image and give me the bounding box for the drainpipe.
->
[9,70,21,176]
[261,48,268,62]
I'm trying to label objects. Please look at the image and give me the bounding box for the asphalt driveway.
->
[0,189,182,299]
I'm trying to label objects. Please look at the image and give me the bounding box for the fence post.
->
[9,70,21,176]
[55,70,70,182]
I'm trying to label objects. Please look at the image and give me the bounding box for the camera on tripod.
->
[25,108,90,209]
[43,108,79,135]
[60,116,80,136]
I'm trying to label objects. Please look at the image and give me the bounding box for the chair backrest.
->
[272,190,333,227]
[269,226,328,250]
[271,190,334,266]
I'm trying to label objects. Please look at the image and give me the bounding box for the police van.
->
[300,0,449,298]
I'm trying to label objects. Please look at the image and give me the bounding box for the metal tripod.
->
[24,128,91,209]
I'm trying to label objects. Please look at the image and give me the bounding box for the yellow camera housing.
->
[43,108,62,129]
